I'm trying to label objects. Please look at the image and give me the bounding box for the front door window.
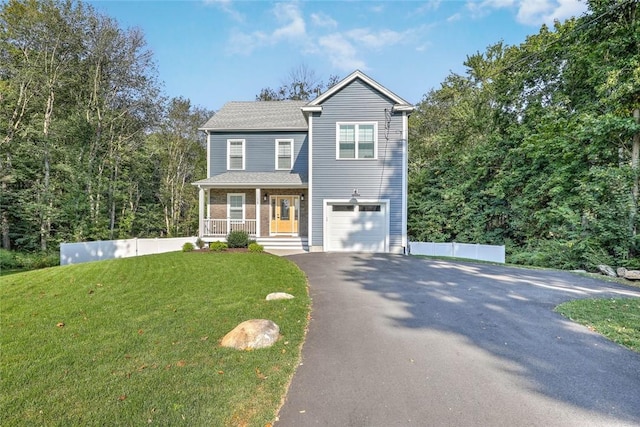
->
[270,196,299,235]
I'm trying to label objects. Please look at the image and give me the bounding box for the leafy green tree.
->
[147,97,210,237]
[409,0,640,269]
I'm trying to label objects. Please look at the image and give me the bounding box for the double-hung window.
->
[227,193,245,221]
[337,123,377,159]
[227,139,245,170]
[275,139,293,170]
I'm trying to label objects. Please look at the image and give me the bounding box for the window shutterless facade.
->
[227,193,245,220]
[227,139,245,170]
[275,139,293,170]
[336,123,377,159]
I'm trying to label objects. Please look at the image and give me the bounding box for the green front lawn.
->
[1,252,309,426]
[556,298,640,353]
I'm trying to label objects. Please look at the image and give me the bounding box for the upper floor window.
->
[336,123,377,159]
[227,139,245,170]
[276,139,293,170]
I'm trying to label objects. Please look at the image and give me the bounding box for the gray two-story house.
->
[193,70,413,253]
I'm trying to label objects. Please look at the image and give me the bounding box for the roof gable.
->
[200,100,308,131]
[303,70,413,112]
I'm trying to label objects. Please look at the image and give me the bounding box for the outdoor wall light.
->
[300,193,305,201]
[263,193,268,202]
[349,188,360,204]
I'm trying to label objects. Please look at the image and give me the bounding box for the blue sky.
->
[88,0,589,111]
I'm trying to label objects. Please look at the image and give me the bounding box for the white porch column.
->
[198,186,205,237]
[255,188,261,237]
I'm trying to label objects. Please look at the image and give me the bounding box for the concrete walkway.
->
[276,253,640,427]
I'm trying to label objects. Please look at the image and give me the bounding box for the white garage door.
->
[325,203,387,252]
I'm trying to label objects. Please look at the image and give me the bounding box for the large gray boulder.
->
[220,319,280,350]
[597,264,617,277]
[617,267,628,277]
[624,270,640,280]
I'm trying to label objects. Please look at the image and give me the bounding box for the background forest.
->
[1,0,211,255]
[1,0,638,270]
[408,0,639,270]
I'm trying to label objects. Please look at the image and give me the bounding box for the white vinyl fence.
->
[409,241,505,263]
[60,237,198,265]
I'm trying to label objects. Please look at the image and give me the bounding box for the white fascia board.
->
[392,104,415,113]
[309,70,412,107]
[301,106,322,113]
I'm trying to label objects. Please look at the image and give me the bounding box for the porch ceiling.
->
[192,172,307,189]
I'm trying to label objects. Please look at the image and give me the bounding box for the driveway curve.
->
[276,253,640,427]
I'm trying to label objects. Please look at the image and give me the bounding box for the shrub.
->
[248,243,264,253]
[0,249,59,271]
[210,241,228,252]
[227,230,250,248]
[182,242,195,252]
[195,237,205,249]
[0,249,19,270]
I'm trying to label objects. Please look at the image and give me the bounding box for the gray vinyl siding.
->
[311,79,405,251]
[208,131,308,177]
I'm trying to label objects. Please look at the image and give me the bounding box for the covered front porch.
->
[193,172,308,240]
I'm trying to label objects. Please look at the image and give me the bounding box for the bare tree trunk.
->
[1,153,11,249]
[632,108,639,239]
[39,86,55,252]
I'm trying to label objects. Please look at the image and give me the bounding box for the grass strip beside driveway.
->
[1,252,309,426]
[556,298,640,353]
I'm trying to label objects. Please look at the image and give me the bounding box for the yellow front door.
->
[270,196,299,234]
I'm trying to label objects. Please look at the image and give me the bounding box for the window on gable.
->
[276,139,293,170]
[337,123,376,159]
[228,193,245,220]
[227,139,245,170]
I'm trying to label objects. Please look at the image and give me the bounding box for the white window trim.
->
[227,193,245,221]
[275,139,294,170]
[336,122,378,160]
[227,139,245,170]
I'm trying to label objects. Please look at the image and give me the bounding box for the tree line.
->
[408,0,639,269]
[2,0,638,272]
[1,0,211,252]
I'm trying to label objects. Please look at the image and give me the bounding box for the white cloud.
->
[272,2,306,40]
[227,30,267,55]
[370,4,385,13]
[466,0,587,25]
[518,0,588,25]
[204,0,244,22]
[346,28,405,49]
[310,12,337,29]
[225,2,307,55]
[466,0,515,18]
[318,33,366,71]
[416,42,432,52]
[223,2,433,74]
[416,0,443,14]
[447,13,462,22]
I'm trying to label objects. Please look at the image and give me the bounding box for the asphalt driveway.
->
[276,253,640,427]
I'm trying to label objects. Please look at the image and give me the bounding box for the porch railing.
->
[203,219,257,237]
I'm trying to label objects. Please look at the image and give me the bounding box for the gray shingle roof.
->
[193,172,307,188]
[200,101,308,131]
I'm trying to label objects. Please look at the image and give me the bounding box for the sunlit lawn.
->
[1,252,309,426]
[556,298,640,353]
